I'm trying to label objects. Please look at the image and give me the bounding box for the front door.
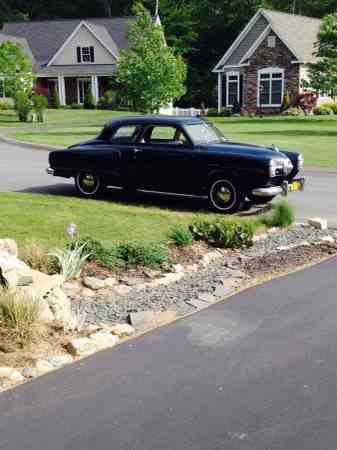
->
[77,79,91,104]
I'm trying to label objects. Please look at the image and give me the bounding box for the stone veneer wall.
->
[243,34,300,114]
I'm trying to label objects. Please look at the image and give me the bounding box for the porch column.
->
[91,75,99,104]
[57,75,66,106]
[217,72,222,113]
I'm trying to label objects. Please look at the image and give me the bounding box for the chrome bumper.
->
[46,167,54,175]
[251,177,306,197]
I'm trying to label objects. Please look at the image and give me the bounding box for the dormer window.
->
[77,46,95,63]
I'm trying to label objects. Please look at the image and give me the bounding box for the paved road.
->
[0,139,336,225]
[0,257,336,450]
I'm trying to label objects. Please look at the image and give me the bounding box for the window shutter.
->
[90,46,95,63]
[77,47,82,63]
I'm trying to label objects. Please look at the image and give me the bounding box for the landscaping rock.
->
[81,288,96,298]
[89,332,119,349]
[187,299,208,309]
[45,287,71,322]
[129,311,156,331]
[172,264,184,273]
[213,285,235,298]
[143,269,161,279]
[104,277,117,288]
[0,239,18,257]
[111,323,135,337]
[0,367,24,382]
[16,274,34,287]
[0,252,27,273]
[66,338,97,357]
[30,270,62,298]
[39,298,55,323]
[4,270,18,288]
[198,293,216,304]
[83,276,107,290]
[45,355,73,367]
[35,359,54,373]
[113,285,132,295]
[22,367,38,379]
[320,236,335,244]
[308,218,328,231]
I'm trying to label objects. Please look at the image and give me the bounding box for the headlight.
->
[284,158,294,175]
[269,158,285,177]
[298,154,304,171]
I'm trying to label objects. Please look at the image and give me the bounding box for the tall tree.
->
[116,3,187,112]
[0,41,33,96]
[307,13,337,96]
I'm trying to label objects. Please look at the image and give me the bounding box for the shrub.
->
[282,106,303,116]
[261,200,294,228]
[189,218,258,249]
[321,102,337,114]
[115,242,169,268]
[13,90,32,122]
[0,100,13,110]
[68,237,122,270]
[49,242,90,281]
[168,225,194,247]
[52,88,61,109]
[97,90,117,107]
[313,105,333,115]
[69,103,83,109]
[0,291,42,342]
[32,94,48,122]
[207,107,232,117]
[20,240,57,274]
[83,89,96,109]
[294,92,317,115]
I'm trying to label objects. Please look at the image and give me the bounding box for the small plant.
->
[83,88,96,109]
[49,242,90,281]
[261,200,295,228]
[282,106,303,116]
[168,225,194,247]
[115,242,169,268]
[68,237,122,270]
[32,94,48,122]
[20,240,57,274]
[313,105,333,115]
[324,102,337,114]
[0,100,13,110]
[0,290,43,342]
[52,88,61,109]
[14,90,32,122]
[189,218,258,249]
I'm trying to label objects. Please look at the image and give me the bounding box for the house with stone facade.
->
[213,9,332,114]
[0,18,131,106]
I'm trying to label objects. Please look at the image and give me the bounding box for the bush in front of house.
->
[321,102,337,114]
[97,90,117,109]
[52,88,61,109]
[261,200,295,228]
[83,89,96,109]
[168,225,194,247]
[0,100,13,110]
[313,105,334,115]
[13,90,33,122]
[206,107,232,117]
[281,106,304,116]
[0,290,43,342]
[32,94,48,122]
[189,218,258,249]
[295,92,317,115]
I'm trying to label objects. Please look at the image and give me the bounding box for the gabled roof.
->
[214,9,321,72]
[2,17,130,73]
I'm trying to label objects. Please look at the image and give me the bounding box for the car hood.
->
[199,142,291,160]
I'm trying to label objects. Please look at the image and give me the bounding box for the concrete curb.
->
[0,132,62,152]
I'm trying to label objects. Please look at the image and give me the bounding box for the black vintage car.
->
[47,116,305,213]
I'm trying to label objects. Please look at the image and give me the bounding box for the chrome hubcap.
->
[215,186,231,204]
[82,175,95,189]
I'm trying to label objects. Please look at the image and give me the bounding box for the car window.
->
[142,126,189,146]
[111,125,139,144]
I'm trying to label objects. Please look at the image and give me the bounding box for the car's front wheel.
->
[208,179,244,213]
[75,172,102,197]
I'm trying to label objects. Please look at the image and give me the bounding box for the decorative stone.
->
[187,299,208,309]
[35,359,54,373]
[153,310,177,325]
[0,239,18,257]
[66,338,97,357]
[17,274,34,287]
[129,311,156,331]
[198,293,216,304]
[0,252,28,273]
[4,270,18,288]
[83,276,107,290]
[22,367,38,378]
[45,287,70,322]
[320,236,335,244]
[104,277,117,288]
[113,285,132,295]
[38,298,55,324]
[143,269,161,279]
[30,270,62,298]
[45,355,73,367]
[111,324,135,337]
[81,288,96,298]
[172,264,184,273]
[0,367,24,382]
[185,264,199,272]
[227,269,245,279]
[89,332,119,349]
[308,218,328,231]
[214,285,235,298]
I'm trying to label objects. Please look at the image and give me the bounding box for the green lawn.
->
[1,109,337,168]
[0,192,214,249]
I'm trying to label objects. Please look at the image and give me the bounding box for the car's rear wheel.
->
[248,194,276,205]
[75,172,102,197]
[208,179,244,213]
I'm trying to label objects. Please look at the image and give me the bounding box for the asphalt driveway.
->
[0,139,336,226]
[0,256,336,450]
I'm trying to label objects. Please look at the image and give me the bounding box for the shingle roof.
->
[262,9,321,62]
[2,17,130,72]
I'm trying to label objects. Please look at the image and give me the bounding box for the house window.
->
[0,78,5,98]
[77,46,95,63]
[226,72,240,106]
[258,68,284,107]
[267,35,276,48]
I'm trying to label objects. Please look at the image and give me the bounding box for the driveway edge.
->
[0,132,62,152]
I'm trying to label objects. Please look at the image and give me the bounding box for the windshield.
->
[184,122,227,145]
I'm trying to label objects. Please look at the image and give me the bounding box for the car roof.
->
[105,115,205,128]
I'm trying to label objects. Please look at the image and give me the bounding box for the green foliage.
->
[207,107,232,117]
[49,242,90,281]
[0,290,42,342]
[323,102,337,114]
[281,106,303,116]
[307,13,337,95]
[261,200,295,228]
[83,88,96,109]
[189,218,258,249]
[52,88,61,109]
[0,100,13,110]
[116,3,187,113]
[0,41,33,98]
[98,90,116,107]
[168,225,194,247]
[313,105,333,115]
[32,94,48,122]
[69,237,121,270]
[13,90,32,122]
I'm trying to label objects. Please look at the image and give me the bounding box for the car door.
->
[132,125,200,194]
